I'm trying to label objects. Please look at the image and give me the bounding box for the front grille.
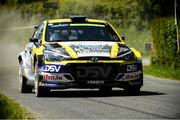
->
[70,57,134,61]
[77,57,110,60]
[67,63,122,81]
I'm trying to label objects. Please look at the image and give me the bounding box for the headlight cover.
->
[44,49,70,62]
[117,46,135,61]
[118,47,130,54]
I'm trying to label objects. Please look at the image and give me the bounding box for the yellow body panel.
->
[32,45,44,55]
[41,21,47,45]
[110,43,119,58]
[48,19,107,24]
[58,43,78,58]
[131,48,142,58]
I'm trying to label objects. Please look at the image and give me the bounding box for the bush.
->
[151,18,180,68]
[0,93,26,119]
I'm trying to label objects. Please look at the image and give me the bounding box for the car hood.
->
[45,41,124,58]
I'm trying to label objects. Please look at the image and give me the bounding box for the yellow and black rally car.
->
[18,16,143,97]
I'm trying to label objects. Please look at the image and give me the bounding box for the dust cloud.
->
[0,8,36,46]
[0,8,36,69]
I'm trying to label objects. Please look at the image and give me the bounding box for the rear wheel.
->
[19,62,32,93]
[124,86,141,95]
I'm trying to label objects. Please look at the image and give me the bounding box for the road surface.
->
[0,42,180,119]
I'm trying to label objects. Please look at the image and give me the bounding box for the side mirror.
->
[29,38,38,42]
[121,36,125,41]
[34,25,39,30]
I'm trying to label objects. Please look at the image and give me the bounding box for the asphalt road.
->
[0,42,180,119]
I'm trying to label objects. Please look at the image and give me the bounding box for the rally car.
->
[18,16,143,97]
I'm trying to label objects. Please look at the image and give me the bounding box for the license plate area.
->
[87,80,104,84]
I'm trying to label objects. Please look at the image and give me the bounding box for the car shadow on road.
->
[40,89,166,98]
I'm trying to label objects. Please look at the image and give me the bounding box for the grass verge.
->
[144,65,180,81]
[0,92,29,119]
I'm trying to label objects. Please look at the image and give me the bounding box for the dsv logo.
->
[41,65,61,72]
[77,66,111,78]
[127,64,137,72]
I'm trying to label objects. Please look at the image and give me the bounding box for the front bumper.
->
[37,62,143,89]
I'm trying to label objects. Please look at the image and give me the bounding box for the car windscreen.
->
[45,23,119,42]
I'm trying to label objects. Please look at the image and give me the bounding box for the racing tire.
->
[19,62,32,93]
[34,62,49,97]
[124,86,141,95]
[34,79,42,97]
[35,80,49,97]
[99,86,112,93]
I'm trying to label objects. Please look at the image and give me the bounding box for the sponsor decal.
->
[77,66,111,79]
[43,73,63,80]
[49,23,68,27]
[69,23,105,27]
[41,65,61,72]
[127,64,137,72]
[78,45,104,49]
[124,71,141,81]
[72,44,110,54]
[61,41,116,57]
[116,71,141,81]
[44,83,57,87]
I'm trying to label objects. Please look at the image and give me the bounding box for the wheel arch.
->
[18,55,22,63]
[18,51,26,64]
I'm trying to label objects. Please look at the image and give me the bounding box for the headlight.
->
[118,47,130,54]
[117,46,135,61]
[44,49,70,62]
[123,51,135,61]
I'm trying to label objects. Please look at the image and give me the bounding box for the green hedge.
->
[13,0,149,30]
[0,92,26,119]
[144,65,180,81]
[151,18,180,68]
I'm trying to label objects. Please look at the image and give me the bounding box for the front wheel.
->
[34,80,50,97]
[34,62,49,97]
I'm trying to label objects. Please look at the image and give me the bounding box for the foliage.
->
[0,92,26,119]
[58,0,150,29]
[0,0,151,29]
[144,65,180,81]
[1,0,179,23]
[151,18,179,68]
[0,0,179,55]
[117,26,150,53]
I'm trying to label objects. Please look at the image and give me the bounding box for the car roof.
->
[45,18,108,24]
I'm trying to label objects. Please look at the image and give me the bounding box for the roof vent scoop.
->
[69,15,86,22]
